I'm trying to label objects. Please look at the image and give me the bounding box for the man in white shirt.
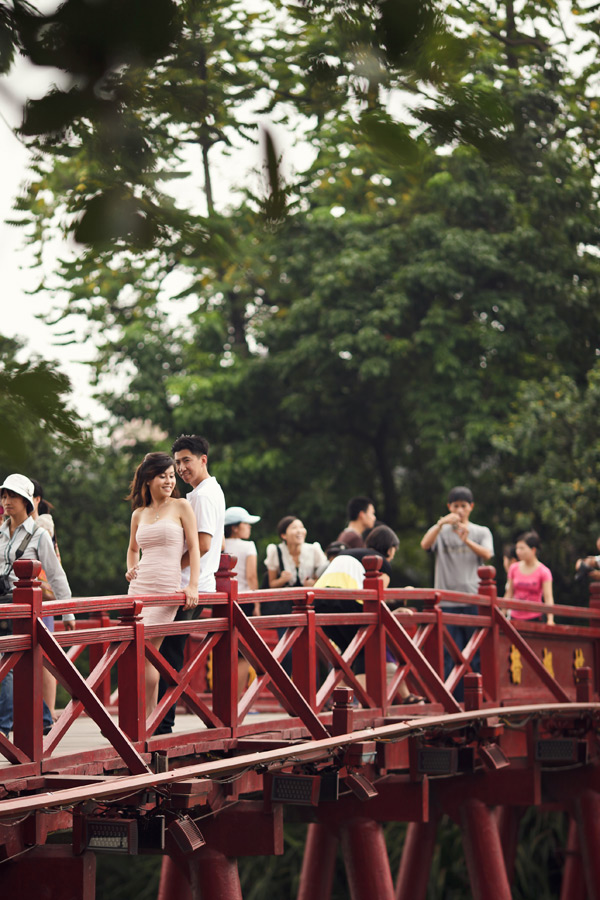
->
[155,435,225,734]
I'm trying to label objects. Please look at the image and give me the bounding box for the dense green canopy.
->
[3,0,600,596]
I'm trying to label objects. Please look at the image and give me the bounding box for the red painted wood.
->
[340,817,395,900]
[495,806,522,884]
[363,558,387,709]
[292,592,317,708]
[381,604,462,712]
[187,845,244,900]
[158,855,193,900]
[12,564,43,764]
[575,790,600,900]
[494,608,570,702]
[117,601,146,742]
[36,626,150,775]
[560,817,586,900]
[234,607,330,740]
[460,798,511,900]
[0,845,96,899]
[298,823,338,900]
[395,821,438,900]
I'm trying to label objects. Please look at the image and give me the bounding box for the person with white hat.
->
[224,506,261,598]
[0,473,74,737]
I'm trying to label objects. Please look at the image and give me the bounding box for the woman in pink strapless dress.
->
[125,452,200,712]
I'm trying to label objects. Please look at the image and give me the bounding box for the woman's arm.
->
[246,554,260,615]
[246,554,258,591]
[268,568,292,587]
[504,578,513,600]
[180,501,200,609]
[542,579,555,625]
[126,512,141,581]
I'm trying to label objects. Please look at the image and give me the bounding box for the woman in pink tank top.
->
[505,531,554,625]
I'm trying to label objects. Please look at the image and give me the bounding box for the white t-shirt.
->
[264,541,327,585]
[224,537,257,594]
[181,476,225,592]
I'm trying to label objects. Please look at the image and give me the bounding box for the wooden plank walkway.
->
[0,710,290,772]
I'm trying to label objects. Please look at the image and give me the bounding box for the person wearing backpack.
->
[263,516,327,674]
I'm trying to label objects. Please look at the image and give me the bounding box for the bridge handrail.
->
[1,557,599,779]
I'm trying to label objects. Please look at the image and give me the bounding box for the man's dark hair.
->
[347,496,373,521]
[365,525,399,555]
[447,486,474,504]
[171,434,210,457]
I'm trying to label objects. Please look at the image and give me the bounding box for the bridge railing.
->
[1,556,599,779]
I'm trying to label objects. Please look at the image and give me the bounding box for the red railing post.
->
[12,559,43,762]
[117,599,146,742]
[477,566,499,703]
[213,553,238,732]
[576,666,593,703]
[363,556,387,711]
[421,591,445,679]
[464,673,483,711]
[332,686,355,736]
[292,590,317,707]
[590,584,600,697]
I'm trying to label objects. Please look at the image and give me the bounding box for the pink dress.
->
[128,520,185,625]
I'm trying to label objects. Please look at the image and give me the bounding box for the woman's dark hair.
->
[365,525,400,555]
[277,515,299,539]
[30,478,54,515]
[127,453,179,510]
[516,531,541,550]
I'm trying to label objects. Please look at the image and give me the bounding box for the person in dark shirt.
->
[336,496,376,549]
[315,526,424,704]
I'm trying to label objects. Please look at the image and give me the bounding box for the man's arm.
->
[458,531,493,561]
[181,530,212,569]
[421,514,458,550]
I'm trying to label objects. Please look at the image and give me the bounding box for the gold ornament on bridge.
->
[573,648,585,671]
[542,648,554,678]
[509,645,522,684]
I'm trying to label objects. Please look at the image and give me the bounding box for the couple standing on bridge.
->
[126,434,225,729]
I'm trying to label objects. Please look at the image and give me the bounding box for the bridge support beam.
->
[395,820,437,900]
[160,846,243,900]
[575,790,600,900]
[495,805,522,884]
[560,817,586,900]
[158,855,193,900]
[297,823,338,900]
[0,845,95,899]
[340,817,394,900]
[460,799,511,900]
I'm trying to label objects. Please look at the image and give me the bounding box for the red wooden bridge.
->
[0,555,599,899]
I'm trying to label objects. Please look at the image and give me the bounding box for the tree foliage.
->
[6,0,600,598]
